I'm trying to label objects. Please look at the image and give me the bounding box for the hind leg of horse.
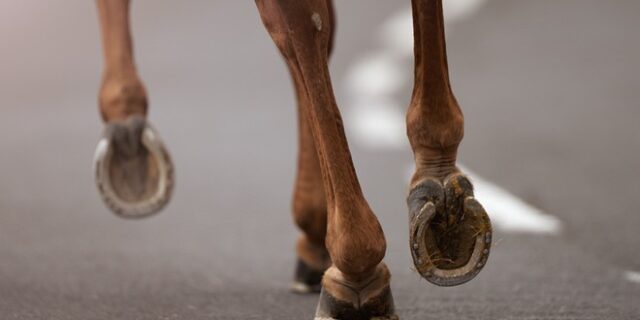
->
[406,0,492,287]
[256,1,396,318]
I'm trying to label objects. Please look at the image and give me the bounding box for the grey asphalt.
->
[1,0,639,319]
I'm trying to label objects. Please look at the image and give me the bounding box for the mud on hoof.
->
[407,173,492,287]
[94,115,174,218]
[314,264,398,320]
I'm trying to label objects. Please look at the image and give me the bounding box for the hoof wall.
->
[94,116,174,218]
[408,173,492,286]
[315,286,398,320]
[314,264,398,320]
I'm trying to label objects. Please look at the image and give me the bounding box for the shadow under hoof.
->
[407,173,492,287]
[292,259,325,294]
[314,265,398,320]
[94,115,174,218]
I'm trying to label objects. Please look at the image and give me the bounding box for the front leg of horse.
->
[94,0,174,218]
[290,69,331,293]
[288,0,338,295]
[256,1,397,318]
[406,0,492,286]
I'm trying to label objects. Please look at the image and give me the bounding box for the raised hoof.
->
[291,259,325,294]
[314,264,398,320]
[94,115,174,218]
[407,173,492,287]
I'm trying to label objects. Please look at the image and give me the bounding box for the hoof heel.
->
[408,173,492,287]
[94,115,174,218]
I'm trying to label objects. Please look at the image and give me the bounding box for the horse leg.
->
[289,0,336,294]
[96,0,147,121]
[94,0,174,217]
[406,0,492,287]
[255,1,396,318]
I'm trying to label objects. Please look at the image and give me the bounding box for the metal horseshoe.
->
[94,117,174,218]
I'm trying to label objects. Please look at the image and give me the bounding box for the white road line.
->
[458,165,562,234]
[349,99,407,149]
[379,9,414,57]
[625,271,640,284]
[344,0,563,234]
[443,0,488,25]
[345,53,405,98]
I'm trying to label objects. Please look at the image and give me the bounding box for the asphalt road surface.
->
[0,1,639,319]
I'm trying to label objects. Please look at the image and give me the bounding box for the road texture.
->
[0,0,639,319]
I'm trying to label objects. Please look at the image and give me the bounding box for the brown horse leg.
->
[290,0,337,295]
[291,82,330,293]
[96,0,147,122]
[94,0,173,218]
[256,1,396,318]
[406,0,492,287]
[289,29,330,295]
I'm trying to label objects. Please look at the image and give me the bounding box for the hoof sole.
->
[408,173,492,286]
[94,116,174,218]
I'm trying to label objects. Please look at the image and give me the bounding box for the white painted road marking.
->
[345,0,563,234]
[349,99,407,150]
[345,53,405,98]
[625,271,640,284]
[459,165,562,234]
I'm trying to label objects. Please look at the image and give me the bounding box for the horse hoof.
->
[94,115,174,218]
[291,259,325,294]
[314,264,398,320]
[407,173,492,287]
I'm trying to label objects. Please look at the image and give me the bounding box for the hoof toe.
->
[94,115,174,218]
[408,173,492,286]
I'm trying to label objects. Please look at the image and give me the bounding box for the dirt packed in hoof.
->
[425,210,482,270]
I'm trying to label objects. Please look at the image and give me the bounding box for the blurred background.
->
[0,0,639,319]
